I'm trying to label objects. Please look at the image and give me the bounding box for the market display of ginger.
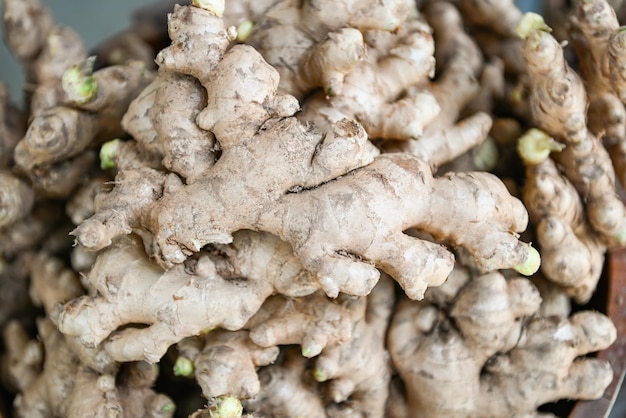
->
[1,0,625,417]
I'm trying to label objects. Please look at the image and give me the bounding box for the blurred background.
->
[0,1,624,417]
[0,0,157,100]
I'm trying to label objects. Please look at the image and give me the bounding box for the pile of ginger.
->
[0,0,625,416]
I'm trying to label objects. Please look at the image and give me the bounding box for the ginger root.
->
[75,11,538,302]
[520,12,626,246]
[518,13,588,144]
[387,2,491,166]
[519,129,606,303]
[313,275,395,417]
[298,17,438,140]
[0,171,35,229]
[571,0,626,207]
[14,59,152,172]
[0,252,33,332]
[10,319,175,418]
[239,0,413,98]
[459,0,523,37]
[4,248,175,418]
[246,291,357,359]
[8,55,152,199]
[176,330,279,401]
[3,0,86,116]
[146,149,537,300]
[243,349,325,418]
[388,271,616,418]
[57,230,319,363]
[0,83,25,168]
[478,312,616,416]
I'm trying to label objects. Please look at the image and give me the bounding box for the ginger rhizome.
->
[75,4,539,304]
[518,129,606,303]
[297,16,439,141]
[574,0,626,204]
[148,144,538,299]
[243,348,326,417]
[385,2,495,168]
[1,250,175,418]
[460,0,523,38]
[176,330,280,402]
[388,270,617,418]
[312,275,395,417]
[519,11,626,246]
[13,59,153,197]
[236,0,414,99]
[0,171,34,229]
[0,82,25,168]
[7,319,175,418]
[56,230,321,363]
[3,0,86,116]
[245,290,359,359]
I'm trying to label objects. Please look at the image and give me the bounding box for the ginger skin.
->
[9,56,152,199]
[0,172,35,229]
[519,129,605,303]
[71,161,169,251]
[459,0,523,37]
[148,149,537,300]
[3,0,91,124]
[2,0,54,63]
[77,22,538,301]
[154,3,236,85]
[8,250,175,418]
[14,60,152,171]
[0,83,25,168]
[57,231,320,363]
[572,0,626,193]
[11,318,107,418]
[390,2,489,164]
[22,151,97,199]
[2,3,623,418]
[122,3,231,182]
[244,349,326,418]
[520,13,626,245]
[315,275,395,417]
[609,26,626,103]
[519,13,588,145]
[298,18,439,140]
[477,312,616,416]
[245,291,357,359]
[12,319,175,418]
[242,0,413,98]
[0,253,33,332]
[388,272,541,418]
[177,330,279,401]
[0,203,63,258]
[1,320,42,394]
[144,71,219,182]
[388,272,616,418]
[552,132,626,246]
